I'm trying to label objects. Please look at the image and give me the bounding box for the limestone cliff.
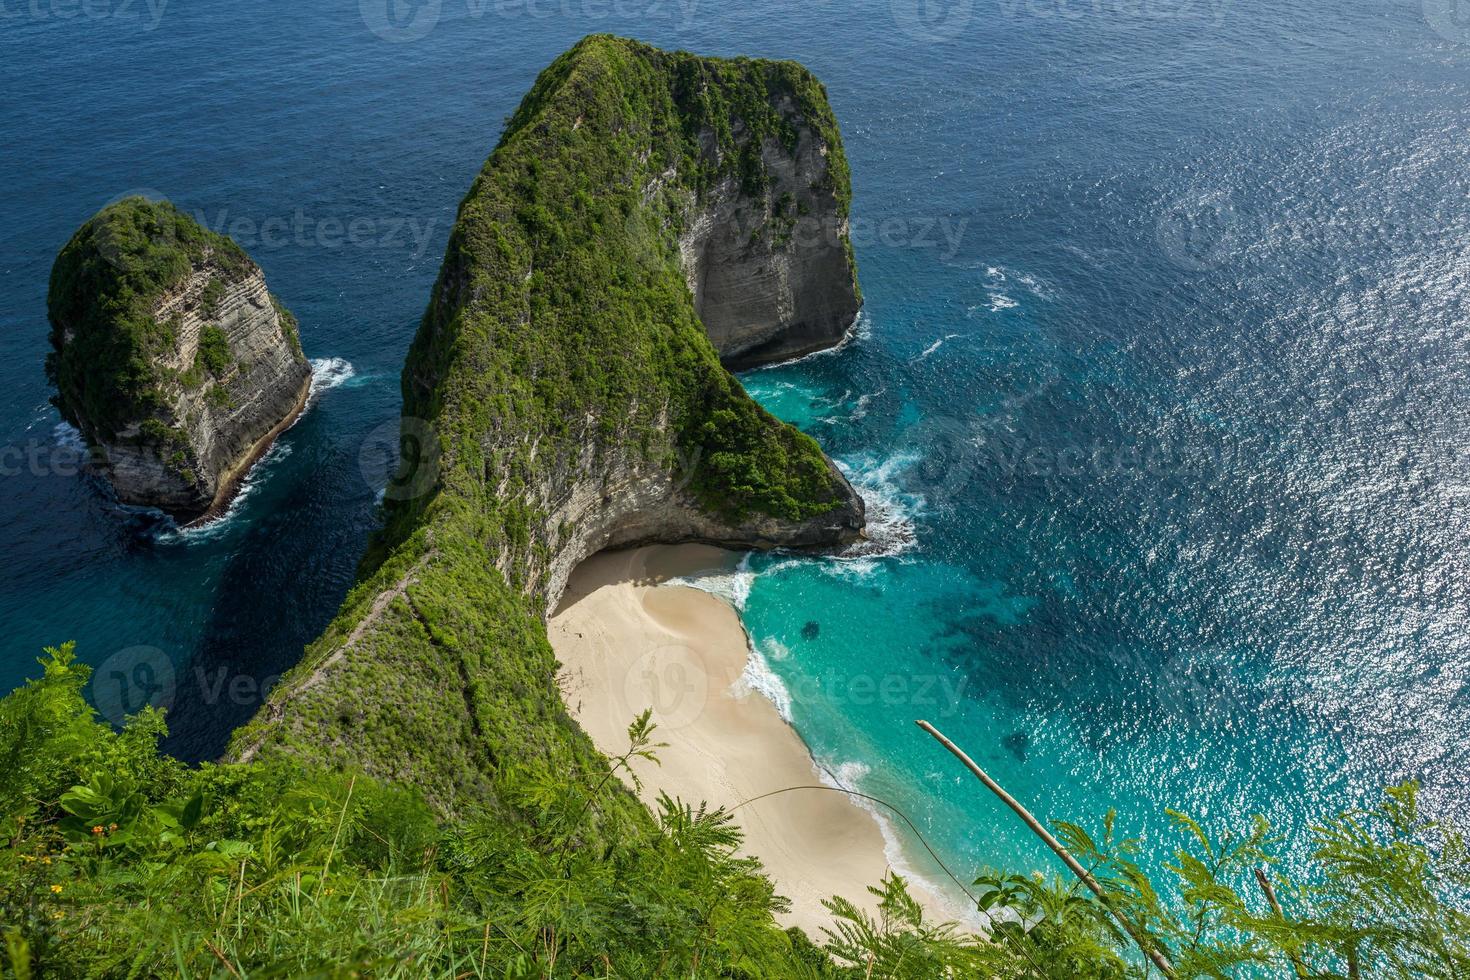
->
[679,101,863,369]
[47,198,311,522]
[232,37,865,811]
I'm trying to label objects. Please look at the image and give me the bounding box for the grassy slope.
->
[230,36,860,820]
[3,39,874,974]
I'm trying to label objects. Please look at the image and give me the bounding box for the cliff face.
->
[232,37,865,811]
[680,99,862,369]
[47,198,311,521]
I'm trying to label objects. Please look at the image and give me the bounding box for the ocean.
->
[3,0,1468,888]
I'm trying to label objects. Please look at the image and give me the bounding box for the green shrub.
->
[3,647,1468,977]
[46,198,254,440]
[196,324,231,375]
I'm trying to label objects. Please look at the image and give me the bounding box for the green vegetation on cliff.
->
[45,198,247,441]
[4,646,1468,977]
[229,36,860,815]
[46,197,292,446]
[21,34,1468,980]
[395,34,855,541]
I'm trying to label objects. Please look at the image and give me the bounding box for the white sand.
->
[549,544,954,936]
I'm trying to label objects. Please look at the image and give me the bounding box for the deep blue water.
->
[4,0,1469,892]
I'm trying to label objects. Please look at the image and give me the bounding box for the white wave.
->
[914,334,962,362]
[668,552,756,612]
[836,452,923,559]
[976,263,1053,304]
[812,388,854,409]
[53,421,86,451]
[733,637,795,722]
[820,557,881,582]
[162,439,292,542]
[308,357,356,400]
[747,310,870,371]
[987,292,1018,312]
[812,386,883,427]
[816,757,986,930]
[817,761,949,906]
[1017,272,1056,301]
[151,361,346,542]
[850,387,885,422]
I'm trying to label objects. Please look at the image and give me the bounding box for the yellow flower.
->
[50,884,63,894]
[40,856,51,865]
[91,825,104,835]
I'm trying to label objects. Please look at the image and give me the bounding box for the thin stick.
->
[321,775,356,890]
[731,784,979,907]
[1255,867,1309,979]
[204,940,241,979]
[917,720,1176,978]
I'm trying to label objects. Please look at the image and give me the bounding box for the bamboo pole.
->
[916,720,1177,978]
[1255,867,1309,979]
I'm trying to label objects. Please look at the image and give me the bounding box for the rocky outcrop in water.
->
[47,198,312,522]
[232,37,866,808]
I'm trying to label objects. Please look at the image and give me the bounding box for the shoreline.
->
[549,543,960,936]
[183,369,313,529]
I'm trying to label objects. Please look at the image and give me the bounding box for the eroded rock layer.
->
[48,198,311,521]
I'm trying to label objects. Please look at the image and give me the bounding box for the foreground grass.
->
[5,646,1469,978]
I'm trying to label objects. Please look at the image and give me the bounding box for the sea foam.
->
[667,552,756,612]
[163,441,293,541]
[835,452,923,559]
[308,357,357,400]
[746,310,871,371]
[53,421,86,451]
[164,359,356,542]
[816,755,986,929]
[734,637,795,722]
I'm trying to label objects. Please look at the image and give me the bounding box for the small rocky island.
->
[47,197,311,521]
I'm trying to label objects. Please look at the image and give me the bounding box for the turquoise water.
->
[4,0,1470,893]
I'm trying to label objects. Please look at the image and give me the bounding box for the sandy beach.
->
[549,544,954,937]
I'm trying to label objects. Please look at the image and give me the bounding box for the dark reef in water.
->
[1003,730,1030,762]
